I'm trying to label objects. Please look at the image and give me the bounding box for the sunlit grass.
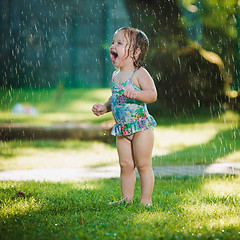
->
[221,151,240,163]
[0,88,112,125]
[0,88,240,169]
[0,140,118,170]
[202,177,240,197]
[0,109,240,170]
[153,122,219,155]
[153,110,240,166]
[0,176,240,240]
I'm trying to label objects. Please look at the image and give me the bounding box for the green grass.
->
[0,140,118,170]
[1,176,240,240]
[1,89,240,239]
[153,111,240,166]
[0,88,112,125]
[1,110,239,170]
[0,88,240,169]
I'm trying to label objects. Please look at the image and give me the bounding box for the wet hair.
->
[117,27,149,68]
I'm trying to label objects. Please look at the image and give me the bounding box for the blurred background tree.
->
[126,0,240,114]
[0,0,239,114]
[0,0,130,89]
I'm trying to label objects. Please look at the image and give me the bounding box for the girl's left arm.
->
[128,68,157,103]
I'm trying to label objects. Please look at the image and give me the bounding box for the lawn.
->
[0,88,240,170]
[0,88,113,125]
[1,88,240,239]
[1,176,240,240]
[153,110,240,166]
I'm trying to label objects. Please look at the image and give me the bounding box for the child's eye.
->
[118,42,122,45]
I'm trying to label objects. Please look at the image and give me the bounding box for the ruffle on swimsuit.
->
[111,70,157,137]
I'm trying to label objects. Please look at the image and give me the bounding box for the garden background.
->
[1,0,240,239]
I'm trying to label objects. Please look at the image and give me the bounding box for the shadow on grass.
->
[151,104,224,127]
[1,177,240,240]
[153,127,240,166]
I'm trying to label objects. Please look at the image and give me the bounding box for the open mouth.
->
[110,50,118,62]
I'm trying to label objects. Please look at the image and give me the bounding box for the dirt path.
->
[0,163,239,182]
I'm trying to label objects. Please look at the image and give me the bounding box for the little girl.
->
[92,27,157,206]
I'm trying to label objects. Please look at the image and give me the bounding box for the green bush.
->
[126,0,238,114]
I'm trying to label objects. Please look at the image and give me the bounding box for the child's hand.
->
[123,90,137,99]
[92,104,107,116]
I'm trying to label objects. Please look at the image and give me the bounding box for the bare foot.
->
[140,199,152,206]
[109,198,132,205]
[141,203,152,207]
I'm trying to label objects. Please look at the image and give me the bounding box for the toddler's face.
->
[109,30,132,68]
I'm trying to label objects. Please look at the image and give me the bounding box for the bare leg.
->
[133,128,154,205]
[116,136,136,202]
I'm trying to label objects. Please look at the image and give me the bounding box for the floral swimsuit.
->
[111,69,157,141]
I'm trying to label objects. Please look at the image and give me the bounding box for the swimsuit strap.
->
[129,69,137,85]
[111,70,120,87]
[112,69,136,86]
[128,69,137,88]
[112,70,120,81]
[130,69,137,79]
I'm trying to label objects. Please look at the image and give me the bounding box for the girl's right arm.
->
[92,96,112,116]
[92,71,115,116]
